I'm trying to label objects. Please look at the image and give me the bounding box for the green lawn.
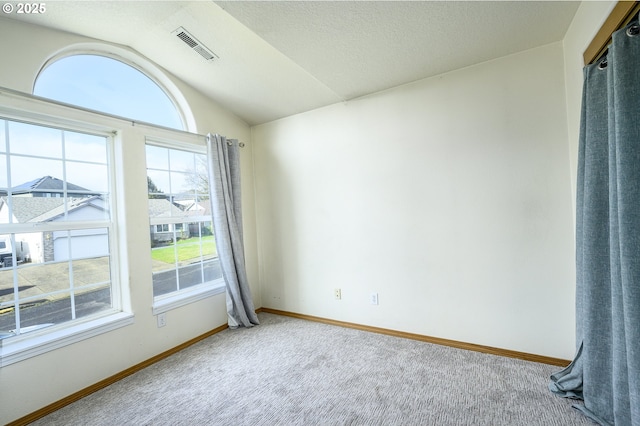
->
[151,236,217,264]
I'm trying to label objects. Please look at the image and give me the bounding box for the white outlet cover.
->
[157,313,167,327]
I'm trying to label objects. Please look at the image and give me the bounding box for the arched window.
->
[34,54,185,130]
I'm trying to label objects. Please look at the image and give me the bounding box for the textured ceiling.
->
[216,1,580,101]
[4,1,580,126]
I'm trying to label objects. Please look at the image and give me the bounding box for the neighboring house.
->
[33,196,110,262]
[1,194,196,262]
[172,198,213,237]
[0,196,109,263]
[148,198,191,244]
[2,177,197,259]
[0,176,108,263]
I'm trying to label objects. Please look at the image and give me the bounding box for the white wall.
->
[0,18,259,424]
[0,2,619,422]
[253,42,576,360]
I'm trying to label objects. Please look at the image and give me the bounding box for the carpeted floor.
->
[32,312,592,425]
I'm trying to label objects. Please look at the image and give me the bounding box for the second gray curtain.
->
[207,133,259,328]
[549,20,640,425]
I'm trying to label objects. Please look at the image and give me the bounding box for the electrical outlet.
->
[334,288,342,300]
[370,292,379,305]
[157,313,167,328]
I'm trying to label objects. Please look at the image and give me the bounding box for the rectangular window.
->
[0,118,118,340]
[146,142,222,303]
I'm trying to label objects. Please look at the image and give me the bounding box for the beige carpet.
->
[32,313,591,425]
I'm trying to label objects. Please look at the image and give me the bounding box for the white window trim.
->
[1,311,134,367]
[0,89,134,366]
[152,278,225,315]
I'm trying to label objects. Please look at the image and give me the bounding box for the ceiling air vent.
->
[172,27,218,61]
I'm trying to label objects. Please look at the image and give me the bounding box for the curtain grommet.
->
[627,25,640,37]
[598,59,608,70]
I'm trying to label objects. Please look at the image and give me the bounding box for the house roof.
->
[1,197,67,223]
[175,199,211,216]
[0,196,107,223]
[148,198,188,219]
[2,196,196,225]
[29,196,106,223]
[11,176,94,195]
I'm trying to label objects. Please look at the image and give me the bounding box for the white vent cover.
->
[172,27,218,61]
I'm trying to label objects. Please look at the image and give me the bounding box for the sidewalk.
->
[0,257,110,305]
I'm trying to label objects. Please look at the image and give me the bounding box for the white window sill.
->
[0,311,134,367]
[152,279,225,316]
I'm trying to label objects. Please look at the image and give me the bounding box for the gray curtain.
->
[549,21,640,425]
[206,133,259,328]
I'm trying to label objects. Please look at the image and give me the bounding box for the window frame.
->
[33,45,198,133]
[0,92,134,367]
[146,138,224,316]
[0,83,221,366]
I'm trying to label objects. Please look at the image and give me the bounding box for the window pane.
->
[52,228,110,261]
[152,269,177,297]
[8,121,62,158]
[148,143,218,300]
[18,260,71,295]
[75,285,111,320]
[201,222,217,259]
[0,116,116,342]
[34,55,184,130]
[73,195,110,222]
[6,195,106,225]
[178,261,204,290]
[195,153,207,167]
[146,145,168,170]
[0,229,113,331]
[12,252,72,332]
[73,256,112,320]
[66,161,109,194]
[72,256,111,286]
[176,225,207,290]
[203,257,222,283]
[169,148,195,171]
[151,225,178,297]
[147,170,170,195]
[0,232,42,266]
[19,292,72,330]
[195,193,210,213]
[148,197,175,222]
[170,170,192,194]
[64,131,107,163]
[10,157,63,193]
